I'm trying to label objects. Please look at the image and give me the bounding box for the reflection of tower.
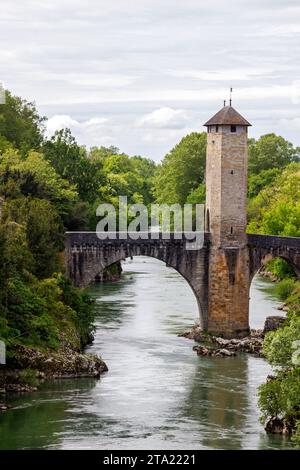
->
[182,356,249,449]
[204,104,251,338]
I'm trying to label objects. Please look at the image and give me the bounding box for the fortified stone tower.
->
[204,104,251,338]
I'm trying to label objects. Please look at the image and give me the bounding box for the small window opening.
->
[206,209,210,232]
[215,125,219,133]
[230,125,236,133]
[230,227,233,234]
[208,126,211,133]
[230,170,234,174]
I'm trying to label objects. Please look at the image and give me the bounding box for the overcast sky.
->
[1,0,300,160]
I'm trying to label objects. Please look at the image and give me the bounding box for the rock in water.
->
[263,316,286,334]
[0,403,10,412]
[193,345,236,357]
[265,417,285,434]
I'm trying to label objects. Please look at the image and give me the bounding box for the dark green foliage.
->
[186,183,206,204]
[248,167,281,198]
[274,279,297,301]
[43,129,105,204]
[3,198,63,278]
[18,369,39,387]
[259,284,300,444]
[265,258,296,281]
[0,91,45,153]
[0,90,96,357]
[56,275,95,347]
[247,163,300,237]
[248,134,300,175]
[153,132,206,206]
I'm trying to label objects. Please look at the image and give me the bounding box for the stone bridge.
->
[65,231,300,337]
[64,105,300,337]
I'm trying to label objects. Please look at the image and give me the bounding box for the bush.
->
[0,273,94,353]
[274,278,297,301]
[259,308,300,443]
[56,274,95,347]
[266,258,296,281]
[18,368,39,387]
[292,421,300,446]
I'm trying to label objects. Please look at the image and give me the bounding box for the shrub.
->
[274,278,297,301]
[266,258,296,281]
[18,368,39,387]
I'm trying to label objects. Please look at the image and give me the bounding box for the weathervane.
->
[229,87,233,106]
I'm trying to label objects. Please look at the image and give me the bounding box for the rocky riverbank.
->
[0,343,108,409]
[180,315,286,358]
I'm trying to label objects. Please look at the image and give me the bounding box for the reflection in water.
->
[0,379,97,449]
[0,257,291,449]
[182,356,248,449]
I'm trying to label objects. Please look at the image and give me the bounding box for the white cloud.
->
[169,67,281,81]
[46,114,112,147]
[142,128,193,144]
[46,115,78,136]
[138,107,189,129]
[253,23,300,37]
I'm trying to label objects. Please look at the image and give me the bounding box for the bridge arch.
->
[247,234,300,282]
[101,255,205,324]
[65,232,210,330]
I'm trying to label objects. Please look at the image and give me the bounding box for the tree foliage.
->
[259,287,300,444]
[247,163,300,237]
[153,132,206,205]
[0,91,45,153]
[248,134,300,175]
[43,129,104,203]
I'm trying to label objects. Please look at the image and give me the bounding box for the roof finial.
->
[223,100,226,107]
[229,87,233,106]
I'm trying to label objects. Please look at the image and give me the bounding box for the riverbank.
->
[0,343,108,408]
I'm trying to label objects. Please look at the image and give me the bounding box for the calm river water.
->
[0,257,292,449]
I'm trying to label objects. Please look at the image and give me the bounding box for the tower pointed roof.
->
[204,106,251,127]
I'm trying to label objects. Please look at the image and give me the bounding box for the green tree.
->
[2,198,62,278]
[0,150,78,224]
[186,183,206,204]
[248,134,300,175]
[248,167,281,198]
[89,145,120,162]
[247,163,300,237]
[0,90,45,153]
[101,153,156,206]
[258,289,300,444]
[43,129,105,203]
[153,132,206,205]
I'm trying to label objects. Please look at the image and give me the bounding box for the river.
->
[0,257,292,450]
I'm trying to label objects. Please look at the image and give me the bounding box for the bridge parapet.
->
[65,231,210,247]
